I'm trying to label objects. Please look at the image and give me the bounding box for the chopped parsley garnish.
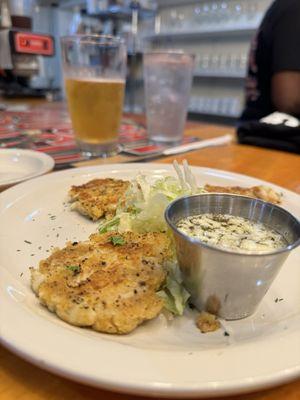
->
[275,297,284,303]
[65,265,81,273]
[110,236,126,246]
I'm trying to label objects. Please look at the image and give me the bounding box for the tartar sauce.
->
[176,214,287,252]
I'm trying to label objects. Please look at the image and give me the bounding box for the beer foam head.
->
[67,77,125,83]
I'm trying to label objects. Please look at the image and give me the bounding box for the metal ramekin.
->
[165,194,300,320]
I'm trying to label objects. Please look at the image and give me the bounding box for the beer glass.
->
[61,35,127,157]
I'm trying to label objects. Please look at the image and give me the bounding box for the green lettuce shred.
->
[98,217,120,234]
[99,161,205,235]
[157,263,190,316]
[97,161,202,315]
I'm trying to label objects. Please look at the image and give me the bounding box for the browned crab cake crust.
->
[204,184,282,204]
[69,178,130,221]
[31,232,173,334]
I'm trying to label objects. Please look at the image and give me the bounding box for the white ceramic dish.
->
[0,164,300,398]
[0,149,54,190]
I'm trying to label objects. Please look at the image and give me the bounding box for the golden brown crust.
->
[31,232,173,334]
[69,178,130,221]
[196,311,221,333]
[204,184,282,204]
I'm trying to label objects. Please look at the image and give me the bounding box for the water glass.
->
[143,51,194,143]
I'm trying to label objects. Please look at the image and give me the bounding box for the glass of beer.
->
[61,35,126,157]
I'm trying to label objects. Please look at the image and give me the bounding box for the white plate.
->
[0,149,54,190]
[1,163,300,398]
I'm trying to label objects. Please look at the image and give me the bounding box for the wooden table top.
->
[1,118,300,400]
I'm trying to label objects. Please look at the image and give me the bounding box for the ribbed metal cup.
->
[165,194,300,320]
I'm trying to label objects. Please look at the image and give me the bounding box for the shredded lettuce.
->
[99,161,205,235]
[157,263,190,316]
[98,217,120,234]
[97,161,202,315]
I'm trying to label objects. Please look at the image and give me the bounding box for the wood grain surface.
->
[1,117,300,400]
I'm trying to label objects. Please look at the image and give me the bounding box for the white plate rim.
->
[2,332,300,399]
[1,163,300,398]
[0,148,55,188]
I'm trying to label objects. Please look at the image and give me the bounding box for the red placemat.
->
[0,104,198,168]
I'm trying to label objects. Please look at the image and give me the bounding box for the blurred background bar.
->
[0,0,273,125]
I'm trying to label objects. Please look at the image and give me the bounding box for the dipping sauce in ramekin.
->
[176,213,287,253]
[165,194,300,320]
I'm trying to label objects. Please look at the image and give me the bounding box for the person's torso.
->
[241,0,298,121]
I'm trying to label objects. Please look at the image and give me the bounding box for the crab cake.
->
[69,178,130,221]
[204,184,281,204]
[31,232,173,334]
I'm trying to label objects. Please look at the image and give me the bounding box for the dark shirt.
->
[241,0,300,121]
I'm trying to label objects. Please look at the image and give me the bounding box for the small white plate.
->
[0,149,54,190]
[0,164,300,398]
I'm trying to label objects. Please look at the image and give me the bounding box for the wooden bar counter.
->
[1,111,300,400]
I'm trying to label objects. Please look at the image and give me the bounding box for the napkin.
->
[237,112,300,154]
